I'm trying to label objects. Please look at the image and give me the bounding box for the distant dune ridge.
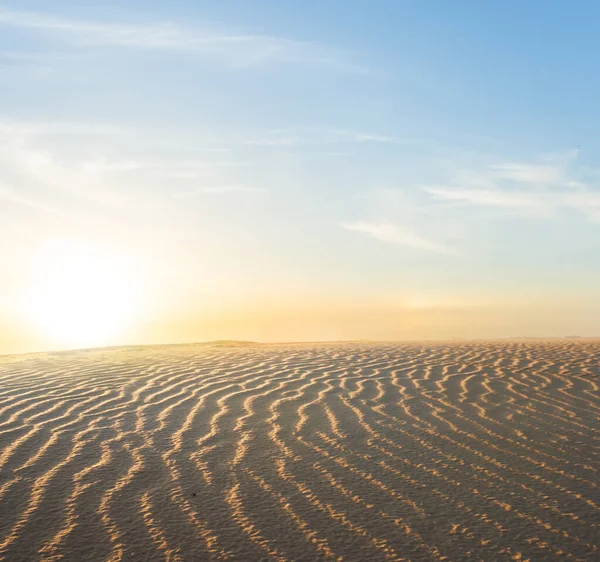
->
[0,341,599,561]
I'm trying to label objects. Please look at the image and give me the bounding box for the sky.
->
[3,1,600,353]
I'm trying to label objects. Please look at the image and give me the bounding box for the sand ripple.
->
[0,340,599,561]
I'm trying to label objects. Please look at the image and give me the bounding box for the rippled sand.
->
[1,341,599,561]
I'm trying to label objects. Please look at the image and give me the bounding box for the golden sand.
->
[0,341,599,561]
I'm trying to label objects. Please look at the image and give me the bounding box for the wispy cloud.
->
[0,182,57,214]
[0,7,358,69]
[343,150,600,258]
[2,135,125,208]
[175,185,264,197]
[244,136,302,147]
[489,162,565,183]
[341,221,453,254]
[0,121,131,217]
[422,151,600,221]
[425,186,547,209]
[427,185,600,222]
[244,128,394,147]
[0,119,266,218]
[322,130,395,143]
[0,118,127,137]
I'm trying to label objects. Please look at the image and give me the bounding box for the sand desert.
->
[0,340,599,561]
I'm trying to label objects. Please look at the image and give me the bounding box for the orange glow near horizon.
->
[1,236,597,355]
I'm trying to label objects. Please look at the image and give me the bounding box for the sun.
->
[23,239,138,348]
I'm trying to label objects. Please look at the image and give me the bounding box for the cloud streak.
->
[344,150,600,258]
[175,185,264,197]
[0,182,57,214]
[0,7,357,69]
[244,128,394,147]
[489,162,566,183]
[425,186,547,209]
[341,221,453,254]
[422,151,600,221]
[0,120,268,221]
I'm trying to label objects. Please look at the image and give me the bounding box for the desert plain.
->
[0,340,599,561]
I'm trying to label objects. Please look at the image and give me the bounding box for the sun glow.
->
[23,239,138,348]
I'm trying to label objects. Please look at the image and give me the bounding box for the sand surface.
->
[0,340,599,561]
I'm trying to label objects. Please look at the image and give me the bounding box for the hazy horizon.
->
[3,1,600,353]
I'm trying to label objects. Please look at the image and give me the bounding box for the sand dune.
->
[0,341,599,561]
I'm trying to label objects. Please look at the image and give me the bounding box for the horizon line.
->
[1,335,593,358]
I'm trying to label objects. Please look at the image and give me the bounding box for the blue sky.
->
[2,1,600,351]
